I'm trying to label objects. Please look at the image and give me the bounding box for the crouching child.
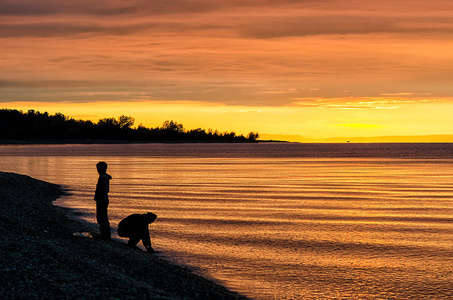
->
[118,212,157,253]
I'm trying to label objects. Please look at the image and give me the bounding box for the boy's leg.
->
[127,235,141,248]
[96,203,111,240]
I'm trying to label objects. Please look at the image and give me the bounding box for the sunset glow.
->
[2,0,453,142]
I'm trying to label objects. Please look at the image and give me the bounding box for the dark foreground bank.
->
[0,172,247,300]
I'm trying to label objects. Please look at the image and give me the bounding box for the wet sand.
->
[0,171,247,299]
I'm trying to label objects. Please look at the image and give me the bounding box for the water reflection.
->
[1,144,453,299]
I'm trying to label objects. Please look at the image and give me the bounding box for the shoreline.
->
[0,171,248,299]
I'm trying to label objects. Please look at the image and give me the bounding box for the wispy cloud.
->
[289,97,433,110]
[0,0,330,17]
[1,0,453,38]
[1,0,453,107]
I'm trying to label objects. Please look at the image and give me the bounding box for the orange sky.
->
[1,0,453,142]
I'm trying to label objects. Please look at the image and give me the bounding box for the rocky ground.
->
[0,172,248,300]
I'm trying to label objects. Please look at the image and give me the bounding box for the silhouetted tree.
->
[118,115,135,130]
[160,120,185,140]
[98,118,119,128]
[161,120,184,133]
[0,109,259,143]
[247,132,260,142]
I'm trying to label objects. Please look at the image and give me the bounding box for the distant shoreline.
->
[1,139,452,145]
[0,171,248,299]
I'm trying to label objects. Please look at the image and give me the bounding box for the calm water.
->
[1,143,453,299]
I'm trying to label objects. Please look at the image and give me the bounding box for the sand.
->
[0,171,248,299]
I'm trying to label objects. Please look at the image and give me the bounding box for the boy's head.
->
[145,212,157,224]
[96,161,108,174]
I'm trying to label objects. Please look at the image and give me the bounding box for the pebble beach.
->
[0,171,247,300]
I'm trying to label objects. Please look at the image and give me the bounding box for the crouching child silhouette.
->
[118,212,157,253]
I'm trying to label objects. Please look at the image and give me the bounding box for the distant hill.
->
[320,135,453,143]
[260,133,453,143]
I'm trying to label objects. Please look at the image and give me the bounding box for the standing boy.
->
[94,161,112,240]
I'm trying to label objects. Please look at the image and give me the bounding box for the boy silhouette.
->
[118,212,157,253]
[94,161,112,240]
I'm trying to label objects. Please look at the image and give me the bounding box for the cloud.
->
[380,92,432,96]
[0,0,326,16]
[239,17,394,38]
[331,123,384,129]
[256,89,297,95]
[1,0,453,107]
[0,0,138,16]
[289,97,431,110]
[0,21,157,38]
[237,14,453,38]
[1,1,453,39]
[0,79,145,88]
[1,0,452,21]
[0,16,227,38]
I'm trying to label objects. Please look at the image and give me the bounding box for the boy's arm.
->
[94,175,110,200]
[140,222,154,252]
[141,227,152,247]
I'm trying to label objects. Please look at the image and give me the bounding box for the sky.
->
[1,0,453,142]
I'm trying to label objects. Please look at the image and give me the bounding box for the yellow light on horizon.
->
[2,98,453,142]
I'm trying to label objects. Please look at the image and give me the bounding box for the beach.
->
[0,171,247,299]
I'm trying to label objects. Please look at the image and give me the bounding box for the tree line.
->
[0,109,259,142]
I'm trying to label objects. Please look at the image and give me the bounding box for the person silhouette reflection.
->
[94,161,112,240]
[118,212,157,253]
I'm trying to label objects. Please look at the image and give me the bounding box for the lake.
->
[1,143,453,299]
